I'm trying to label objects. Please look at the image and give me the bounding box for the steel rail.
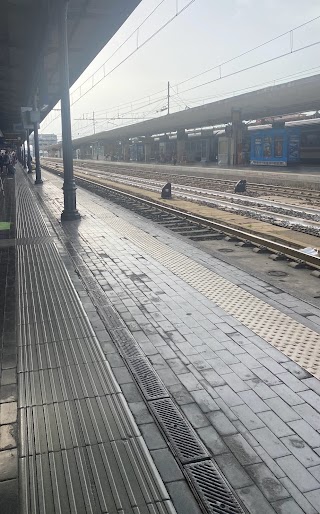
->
[43,164,320,270]
[44,157,320,197]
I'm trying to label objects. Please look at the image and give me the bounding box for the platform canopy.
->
[61,73,320,148]
[0,0,141,144]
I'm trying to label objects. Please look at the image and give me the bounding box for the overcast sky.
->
[40,0,320,140]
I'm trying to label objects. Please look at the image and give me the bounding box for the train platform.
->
[2,164,320,513]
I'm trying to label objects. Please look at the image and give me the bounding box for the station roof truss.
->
[57,74,320,149]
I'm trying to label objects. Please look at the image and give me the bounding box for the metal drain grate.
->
[128,357,169,400]
[80,276,110,306]
[82,276,99,290]
[110,327,144,359]
[98,305,124,329]
[91,288,111,306]
[150,398,209,464]
[185,461,245,514]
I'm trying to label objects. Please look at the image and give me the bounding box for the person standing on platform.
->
[3,151,10,174]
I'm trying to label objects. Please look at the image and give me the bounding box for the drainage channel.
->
[80,262,247,514]
[72,248,247,514]
[35,179,247,514]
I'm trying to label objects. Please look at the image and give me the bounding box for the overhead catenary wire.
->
[40,0,196,132]
[178,65,320,106]
[73,96,168,136]
[74,49,320,136]
[72,13,320,118]
[174,39,320,96]
[70,0,168,103]
[173,13,320,89]
[41,11,320,133]
[70,0,196,107]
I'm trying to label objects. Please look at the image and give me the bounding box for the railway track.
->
[43,163,320,272]
[44,158,320,205]
[45,162,320,239]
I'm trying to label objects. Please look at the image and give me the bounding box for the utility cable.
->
[70,0,167,103]
[174,40,320,96]
[93,14,320,116]
[41,0,196,131]
[70,0,196,106]
[174,14,320,88]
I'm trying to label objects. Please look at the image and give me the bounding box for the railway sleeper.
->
[269,253,288,261]
[189,234,225,241]
[252,246,269,253]
[288,260,307,269]
[43,165,320,273]
[179,229,218,236]
[235,240,255,247]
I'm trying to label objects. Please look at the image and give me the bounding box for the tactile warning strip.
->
[16,171,176,514]
[107,217,320,378]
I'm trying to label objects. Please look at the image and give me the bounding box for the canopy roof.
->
[0,0,141,142]
[58,73,320,148]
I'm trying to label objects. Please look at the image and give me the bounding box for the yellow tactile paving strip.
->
[105,216,320,379]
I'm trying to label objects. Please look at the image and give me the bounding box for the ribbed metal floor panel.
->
[16,172,176,514]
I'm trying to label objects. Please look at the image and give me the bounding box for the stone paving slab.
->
[31,168,320,514]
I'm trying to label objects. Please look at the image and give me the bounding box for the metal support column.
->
[23,138,26,169]
[33,98,43,184]
[26,129,32,173]
[23,142,27,169]
[59,0,80,221]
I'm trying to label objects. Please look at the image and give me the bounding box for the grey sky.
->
[40,0,320,139]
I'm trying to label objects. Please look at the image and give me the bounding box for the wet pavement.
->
[36,167,320,514]
[0,173,17,513]
[5,164,320,513]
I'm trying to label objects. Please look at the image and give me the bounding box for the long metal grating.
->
[110,327,145,359]
[17,170,177,514]
[98,304,126,329]
[150,398,210,464]
[128,356,169,400]
[185,461,245,514]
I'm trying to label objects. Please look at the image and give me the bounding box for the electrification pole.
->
[26,129,32,174]
[33,94,43,184]
[167,81,170,115]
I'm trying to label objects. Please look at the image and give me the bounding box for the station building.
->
[49,74,320,167]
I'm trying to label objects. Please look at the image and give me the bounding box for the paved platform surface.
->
[31,166,320,514]
[3,165,320,513]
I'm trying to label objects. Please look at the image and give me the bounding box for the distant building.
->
[29,133,57,157]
